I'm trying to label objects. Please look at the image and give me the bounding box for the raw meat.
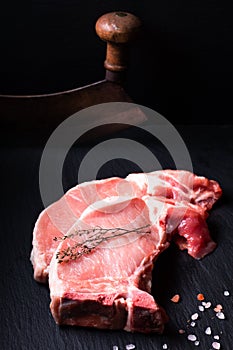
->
[30,170,222,333]
[31,170,221,282]
[49,196,169,332]
[126,170,221,211]
[31,177,131,282]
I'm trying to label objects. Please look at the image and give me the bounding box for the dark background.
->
[1,2,233,349]
[0,0,233,124]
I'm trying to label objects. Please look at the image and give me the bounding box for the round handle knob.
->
[95,12,142,77]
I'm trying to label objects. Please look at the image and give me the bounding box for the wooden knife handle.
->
[95,12,142,81]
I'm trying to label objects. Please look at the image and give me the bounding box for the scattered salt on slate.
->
[125,345,136,350]
[188,334,197,342]
[214,304,222,312]
[201,301,211,308]
[204,302,211,309]
[171,288,229,348]
[216,312,225,319]
[212,341,221,349]
[191,313,199,321]
[205,327,212,335]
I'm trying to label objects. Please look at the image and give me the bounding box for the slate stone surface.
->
[1,125,232,350]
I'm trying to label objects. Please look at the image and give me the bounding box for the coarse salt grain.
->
[195,340,200,346]
[162,344,168,349]
[179,329,185,334]
[126,345,135,350]
[191,313,199,321]
[214,335,220,340]
[198,305,205,312]
[202,302,207,306]
[224,290,230,296]
[191,322,196,327]
[197,293,205,301]
[113,346,119,350]
[214,304,222,313]
[212,341,221,349]
[171,294,180,303]
[205,327,212,335]
[204,302,211,309]
[188,334,197,341]
[216,312,225,320]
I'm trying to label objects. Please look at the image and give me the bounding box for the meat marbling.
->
[31,170,222,333]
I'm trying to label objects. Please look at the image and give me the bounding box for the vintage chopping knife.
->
[0,12,144,140]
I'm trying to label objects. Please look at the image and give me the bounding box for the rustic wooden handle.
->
[95,12,141,80]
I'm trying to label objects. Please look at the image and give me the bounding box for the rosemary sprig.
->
[54,224,150,263]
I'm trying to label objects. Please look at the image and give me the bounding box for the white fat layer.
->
[127,170,194,200]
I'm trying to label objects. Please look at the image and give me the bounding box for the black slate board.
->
[1,125,233,350]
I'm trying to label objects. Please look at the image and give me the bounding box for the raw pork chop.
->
[31,170,222,282]
[49,196,170,332]
[31,170,222,333]
[31,177,131,282]
[48,193,219,332]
